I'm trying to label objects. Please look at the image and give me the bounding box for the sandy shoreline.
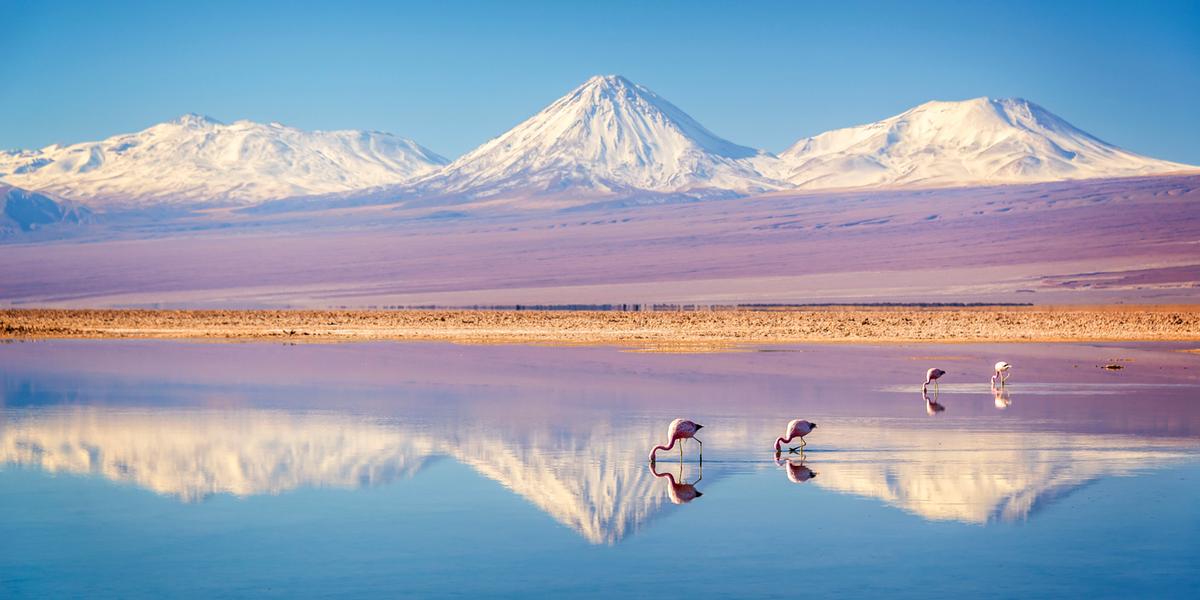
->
[2,307,1197,351]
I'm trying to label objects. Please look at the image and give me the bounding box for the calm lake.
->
[2,340,1198,598]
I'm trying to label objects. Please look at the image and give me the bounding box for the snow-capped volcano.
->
[415,75,784,200]
[0,115,448,207]
[776,97,1193,189]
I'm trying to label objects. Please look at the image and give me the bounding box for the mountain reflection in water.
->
[2,406,1193,543]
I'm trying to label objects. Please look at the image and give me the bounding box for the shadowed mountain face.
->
[0,185,90,234]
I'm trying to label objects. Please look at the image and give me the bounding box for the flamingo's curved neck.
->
[649,438,677,461]
[774,436,789,451]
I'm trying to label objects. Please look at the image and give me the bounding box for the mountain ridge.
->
[0,116,448,207]
[775,96,1193,189]
[1,79,1194,213]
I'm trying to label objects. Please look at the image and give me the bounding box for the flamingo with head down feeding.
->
[774,419,818,454]
[992,361,1012,386]
[648,418,704,464]
[923,368,946,394]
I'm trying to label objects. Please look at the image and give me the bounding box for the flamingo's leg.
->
[696,437,703,461]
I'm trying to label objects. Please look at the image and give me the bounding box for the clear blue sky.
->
[2,0,1198,163]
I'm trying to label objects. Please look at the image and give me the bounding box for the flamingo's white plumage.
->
[992,361,1012,385]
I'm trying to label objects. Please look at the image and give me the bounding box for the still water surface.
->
[2,340,1198,598]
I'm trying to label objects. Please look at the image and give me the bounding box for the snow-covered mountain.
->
[0,114,447,207]
[2,87,1194,216]
[412,75,784,202]
[776,97,1193,189]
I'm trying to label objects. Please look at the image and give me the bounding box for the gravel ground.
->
[2,307,1197,351]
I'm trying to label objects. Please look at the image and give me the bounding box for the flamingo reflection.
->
[992,381,1012,410]
[775,455,818,484]
[649,461,704,504]
[924,390,946,415]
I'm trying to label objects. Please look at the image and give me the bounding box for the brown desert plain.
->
[1,306,1197,351]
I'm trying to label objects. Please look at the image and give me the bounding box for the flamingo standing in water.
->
[923,368,946,394]
[992,361,1012,386]
[774,419,818,454]
[648,418,704,464]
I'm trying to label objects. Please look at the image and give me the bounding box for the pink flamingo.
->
[649,462,703,504]
[648,418,704,464]
[991,361,1012,386]
[923,368,946,394]
[774,419,818,454]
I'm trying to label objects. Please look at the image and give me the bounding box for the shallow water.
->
[2,340,1198,598]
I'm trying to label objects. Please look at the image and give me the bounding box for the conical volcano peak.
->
[413,74,781,201]
[581,74,634,88]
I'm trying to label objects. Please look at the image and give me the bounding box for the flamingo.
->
[649,462,703,504]
[648,418,704,464]
[774,419,818,454]
[775,456,817,483]
[923,368,946,394]
[992,361,1012,386]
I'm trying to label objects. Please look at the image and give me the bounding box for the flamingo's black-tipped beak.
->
[695,424,704,430]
